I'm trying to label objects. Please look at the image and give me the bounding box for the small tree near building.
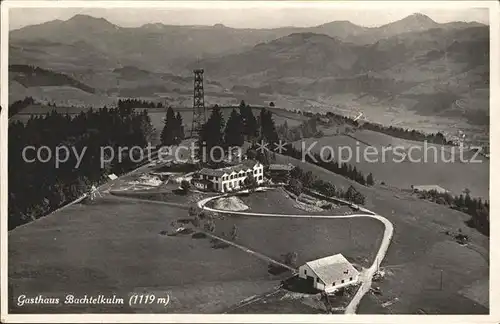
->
[288,178,303,196]
[283,251,298,267]
[244,176,258,191]
[345,185,365,205]
[181,180,191,192]
[204,219,216,233]
[188,206,198,218]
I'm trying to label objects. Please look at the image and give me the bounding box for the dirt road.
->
[198,192,394,314]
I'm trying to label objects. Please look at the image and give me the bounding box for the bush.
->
[212,240,231,249]
[192,216,200,227]
[344,185,365,205]
[204,219,215,232]
[283,251,298,267]
[288,178,303,196]
[188,206,198,217]
[244,176,258,191]
[192,232,206,239]
[455,233,469,245]
[181,180,190,192]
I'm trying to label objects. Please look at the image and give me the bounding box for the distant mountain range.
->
[202,24,488,79]
[9,13,489,126]
[10,13,486,72]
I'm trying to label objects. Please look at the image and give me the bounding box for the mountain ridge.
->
[8,13,489,127]
[10,13,487,72]
[10,12,487,33]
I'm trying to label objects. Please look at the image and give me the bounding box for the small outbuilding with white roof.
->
[298,254,359,293]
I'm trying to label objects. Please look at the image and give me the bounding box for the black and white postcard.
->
[1,1,498,322]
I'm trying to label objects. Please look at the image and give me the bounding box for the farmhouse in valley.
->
[298,254,359,293]
[191,159,264,192]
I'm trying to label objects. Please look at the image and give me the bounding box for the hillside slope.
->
[9,65,95,93]
[201,33,361,80]
[199,25,488,125]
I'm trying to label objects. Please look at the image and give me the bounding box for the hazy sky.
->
[9,6,489,30]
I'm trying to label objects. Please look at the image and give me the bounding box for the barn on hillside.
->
[298,254,359,293]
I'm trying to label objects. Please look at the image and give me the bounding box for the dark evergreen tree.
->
[239,101,258,140]
[198,106,225,163]
[367,173,375,186]
[160,107,178,146]
[259,108,279,145]
[175,112,185,142]
[224,108,244,147]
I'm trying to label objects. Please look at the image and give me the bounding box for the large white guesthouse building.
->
[192,160,264,192]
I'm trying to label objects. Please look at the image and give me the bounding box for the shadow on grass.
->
[268,263,289,276]
[210,238,231,249]
[154,164,197,173]
[191,232,207,239]
[172,189,188,195]
[281,275,321,294]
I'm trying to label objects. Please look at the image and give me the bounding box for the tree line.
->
[8,96,36,118]
[322,111,452,145]
[360,122,453,145]
[286,109,453,145]
[197,100,278,164]
[415,189,489,236]
[287,166,366,205]
[8,105,155,230]
[10,64,95,94]
[117,98,166,110]
[282,144,375,187]
[276,118,324,142]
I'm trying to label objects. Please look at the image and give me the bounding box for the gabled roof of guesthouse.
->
[198,160,261,178]
[199,168,227,177]
[241,159,261,169]
[304,254,359,284]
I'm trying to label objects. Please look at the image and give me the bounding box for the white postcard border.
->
[1,1,498,323]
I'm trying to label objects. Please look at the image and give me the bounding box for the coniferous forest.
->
[8,101,155,230]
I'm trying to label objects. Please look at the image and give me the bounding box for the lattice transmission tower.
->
[191,68,206,137]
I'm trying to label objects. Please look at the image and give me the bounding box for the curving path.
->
[197,192,394,314]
